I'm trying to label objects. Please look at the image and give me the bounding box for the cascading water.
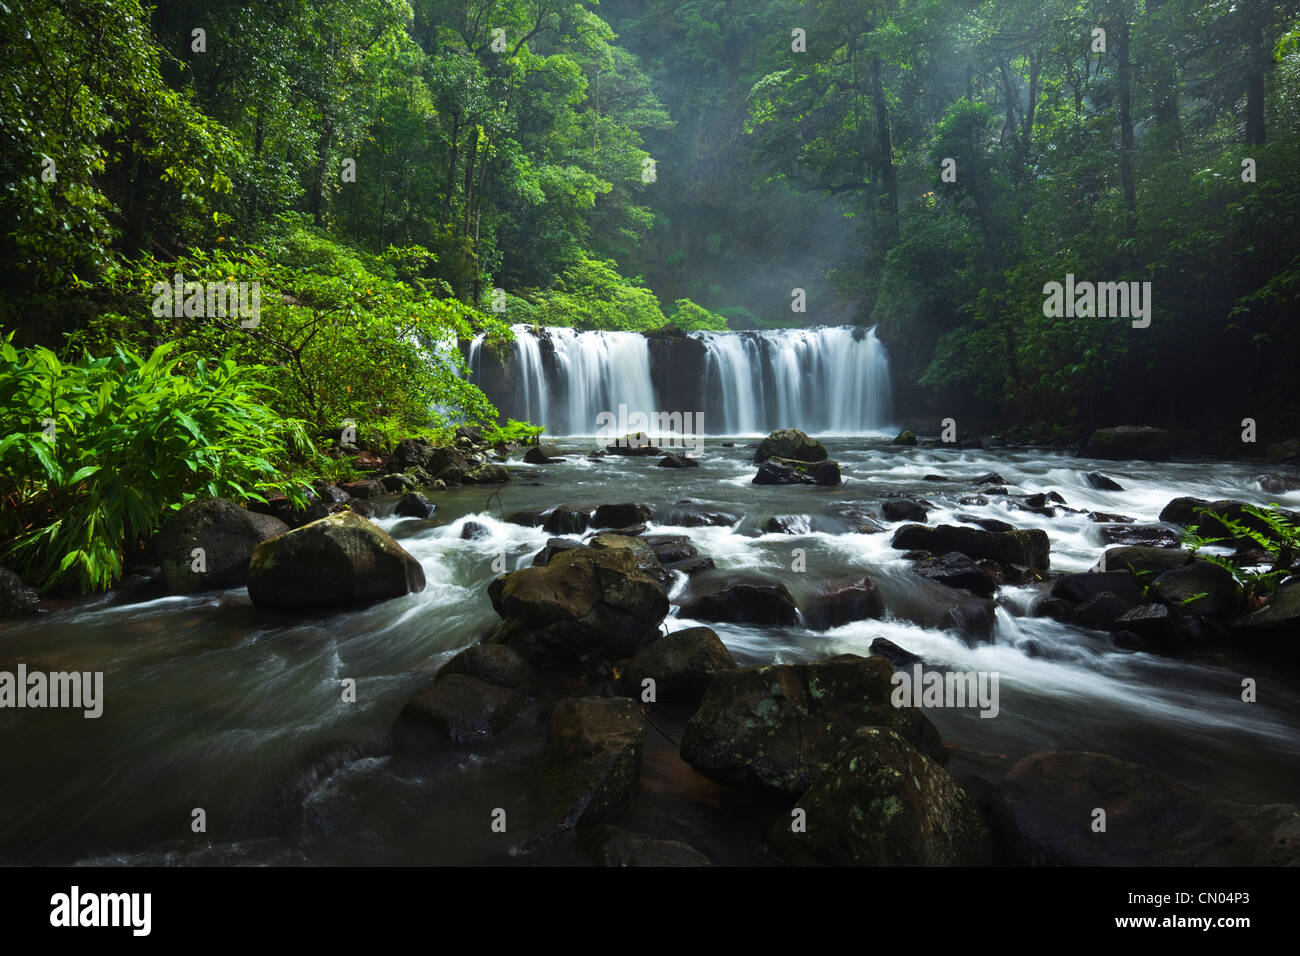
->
[695,326,894,434]
[468,324,895,435]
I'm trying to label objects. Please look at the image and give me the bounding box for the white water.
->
[468,324,895,435]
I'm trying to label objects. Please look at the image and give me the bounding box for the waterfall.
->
[468,324,894,436]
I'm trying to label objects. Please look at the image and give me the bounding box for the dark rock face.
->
[1078,425,1174,461]
[400,674,522,744]
[891,524,1050,570]
[524,444,565,464]
[910,551,998,598]
[578,825,711,866]
[995,750,1300,866]
[544,697,644,829]
[1230,579,1300,663]
[753,456,842,486]
[764,514,812,534]
[340,479,385,499]
[593,503,653,528]
[680,655,946,798]
[1149,561,1239,619]
[623,626,736,703]
[486,545,668,667]
[394,493,436,519]
[882,499,929,523]
[0,567,40,616]
[1083,471,1124,491]
[247,512,426,608]
[248,490,330,529]
[646,332,708,417]
[869,637,922,666]
[1070,591,1139,631]
[1111,603,1181,649]
[1096,545,1193,576]
[1098,524,1180,548]
[655,504,740,527]
[156,498,290,593]
[754,428,828,463]
[769,727,989,866]
[1051,571,1143,605]
[800,578,887,630]
[677,581,799,626]
[657,453,699,468]
[543,506,590,535]
[435,644,536,694]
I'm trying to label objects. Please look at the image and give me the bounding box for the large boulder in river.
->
[1158,497,1300,542]
[891,524,1050,570]
[800,578,886,629]
[678,581,799,626]
[995,750,1300,866]
[623,626,735,703]
[1095,545,1192,576]
[1078,425,1174,461]
[544,697,644,829]
[435,644,535,694]
[753,456,842,486]
[592,503,652,528]
[247,511,426,608]
[754,428,828,464]
[680,655,946,798]
[486,545,668,667]
[157,498,290,593]
[769,727,989,866]
[400,674,522,745]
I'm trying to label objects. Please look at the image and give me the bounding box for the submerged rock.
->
[996,750,1300,865]
[544,697,644,829]
[881,499,929,523]
[800,578,886,630]
[247,511,425,608]
[1083,471,1124,491]
[909,551,998,598]
[394,492,436,519]
[578,825,711,866]
[769,727,989,866]
[677,581,799,626]
[891,524,1050,570]
[680,654,946,798]
[622,626,736,703]
[400,674,522,745]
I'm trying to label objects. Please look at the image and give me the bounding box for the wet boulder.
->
[995,750,1300,866]
[157,497,290,593]
[247,511,426,608]
[435,644,535,694]
[544,697,644,829]
[799,577,886,630]
[1098,524,1180,548]
[543,506,590,535]
[622,626,736,703]
[891,524,1050,570]
[393,493,436,519]
[592,503,652,528]
[656,503,739,528]
[1095,545,1193,576]
[869,637,922,667]
[1255,473,1300,494]
[764,514,812,535]
[891,430,918,446]
[754,428,828,463]
[823,504,886,534]
[881,499,929,523]
[461,462,509,484]
[1083,471,1124,491]
[533,537,584,566]
[677,581,799,626]
[0,567,40,616]
[1149,561,1240,619]
[909,552,997,598]
[400,674,522,745]
[680,655,946,798]
[753,456,842,487]
[340,478,385,499]
[657,453,699,468]
[578,825,711,866]
[769,727,989,866]
[524,444,565,464]
[641,534,698,565]
[248,489,330,529]
[486,545,668,667]
[1051,571,1143,605]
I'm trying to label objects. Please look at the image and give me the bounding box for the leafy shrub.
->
[1183,504,1299,605]
[0,337,309,593]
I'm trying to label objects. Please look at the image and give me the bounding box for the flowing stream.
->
[2,441,1298,865]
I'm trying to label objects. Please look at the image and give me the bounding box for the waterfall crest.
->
[468,324,893,436]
